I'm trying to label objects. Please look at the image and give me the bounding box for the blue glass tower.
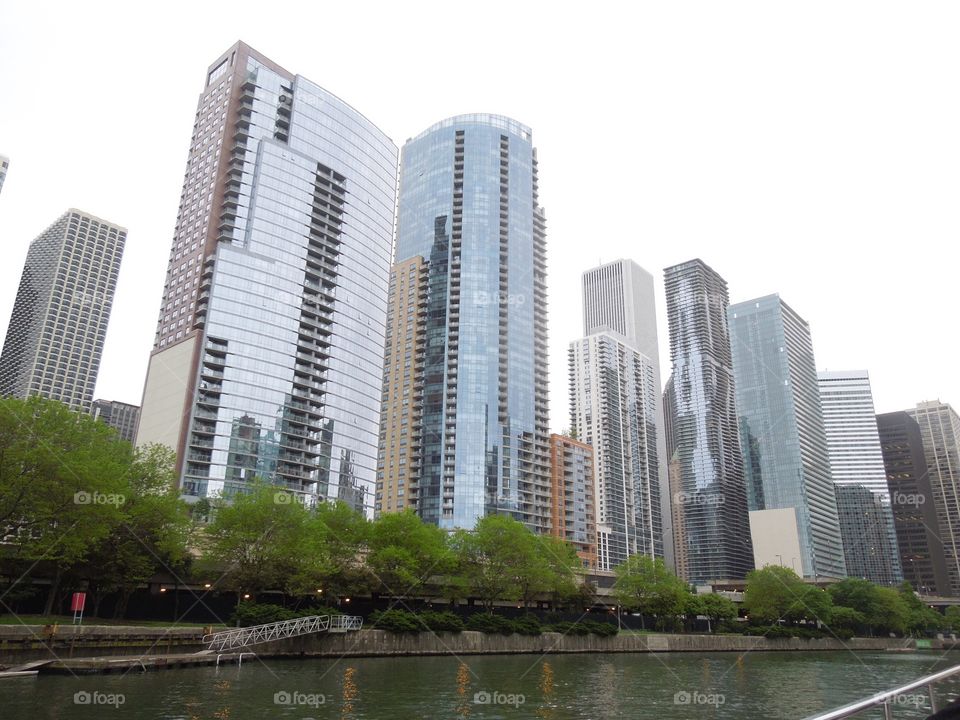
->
[392,115,549,531]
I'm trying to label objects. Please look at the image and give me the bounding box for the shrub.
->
[466,613,515,634]
[419,611,465,633]
[368,609,422,633]
[582,620,618,637]
[545,621,590,636]
[509,614,543,636]
[232,603,297,627]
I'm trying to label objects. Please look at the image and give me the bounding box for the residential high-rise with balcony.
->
[877,411,951,595]
[0,210,125,411]
[549,434,597,568]
[92,399,141,444]
[376,256,428,517]
[136,42,398,512]
[569,332,662,569]
[663,259,754,582]
[580,259,671,565]
[907,401,960,596]
[817,371,901,584]
[727,294,845,580]
[387,114,549,532]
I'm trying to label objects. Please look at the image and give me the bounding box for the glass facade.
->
[569,333,662,570]
[663,259,754,582]
[728,294,846,579]
[818,371,902,585]
[391,114,549,531]
[176,52,398,513]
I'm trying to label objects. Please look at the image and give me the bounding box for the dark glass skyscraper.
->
[389,114,549,532]
[728,295,845,580]
[663,259,753,582]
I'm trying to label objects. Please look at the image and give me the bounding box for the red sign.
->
[71,592,86,612]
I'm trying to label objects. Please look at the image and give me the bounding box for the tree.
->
[82,445,191,618]
[691,593,738,632]
[0,397,131,614]
[451,515,537,610]
[743,566,832,627]
[200,482,315,606]
[537,535,582,605]
[613,555,690,630]
[897,582,940,636]
[945,606,960,634]
[366,510,451,599]
[308,500,370,600]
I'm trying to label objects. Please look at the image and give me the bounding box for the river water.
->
[4,650,960,719]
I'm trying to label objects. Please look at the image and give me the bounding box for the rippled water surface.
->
[4,650,960,719]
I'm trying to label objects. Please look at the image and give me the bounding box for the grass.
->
[0,614,227,628]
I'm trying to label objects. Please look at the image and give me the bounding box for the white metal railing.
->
[202,614,362,652]
[803,664,960,719]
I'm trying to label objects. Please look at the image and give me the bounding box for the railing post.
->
[929,684,938,713]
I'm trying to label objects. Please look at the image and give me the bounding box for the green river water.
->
[3,650,960,719]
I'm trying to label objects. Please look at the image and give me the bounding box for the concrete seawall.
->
[259,629,935,657]
[2,625,954,668]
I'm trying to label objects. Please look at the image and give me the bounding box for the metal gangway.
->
[804,663,960,719]
[202,614,363,652]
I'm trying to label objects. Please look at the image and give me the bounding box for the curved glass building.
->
[137,42,397,513]
[382,114,550,531]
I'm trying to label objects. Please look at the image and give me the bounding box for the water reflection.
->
[456,661,472,718]
[536,660,555,719]
[341,665,358,719]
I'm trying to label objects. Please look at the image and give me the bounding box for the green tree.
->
[83,445,191,618]
[451,515,536,610]
[945,606,960,634]
[690,593,738,632]
[743,566,832,627]
[200,482,315,605]
[0,397,131,614]
[830,606,866,632]
[308,500,370,600]
[897,582,940,636]
[366,510,451,598]
[613,555,690,630]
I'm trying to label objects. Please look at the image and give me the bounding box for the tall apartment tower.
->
[663,259,754,582]
[549,434,597,568]
[817,371,902,584]
[727,295,845,580]
[92,399,141,444]
[580,259,671,565]
[0,155,8,195]
[376,256,428,517]
[0,210,125,411]
[136,42,398,511]
[877,411,951,595]
[569,333,662,569]
[387,114,549,532]
[907,401,960,596]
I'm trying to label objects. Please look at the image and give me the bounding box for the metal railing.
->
[202,614,362,652]
[804,664,960,719]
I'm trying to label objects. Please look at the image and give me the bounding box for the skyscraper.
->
[92,399,141,444]
[387,114,549,532]
[727,294,845,580]
[663,259,753,582]
[907,401,960,596]
[549,434,597,568]
[376,256,428,517]
[569,332,662,568]
[136,42,398,512]
[580,259,671,565]
[817,371,901,584]
[0,210,125,411]
[877,411,951,595]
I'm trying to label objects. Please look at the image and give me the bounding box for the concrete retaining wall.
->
[0,625,206,665]
[260,629,931,657]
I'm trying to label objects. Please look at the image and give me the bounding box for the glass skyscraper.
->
[728,294,846,580]
[387,114,549,531]
[136,42,398,512]
[663,259,754,582]
[818,371,902,585]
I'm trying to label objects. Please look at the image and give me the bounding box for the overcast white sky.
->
[0,1,957,428]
